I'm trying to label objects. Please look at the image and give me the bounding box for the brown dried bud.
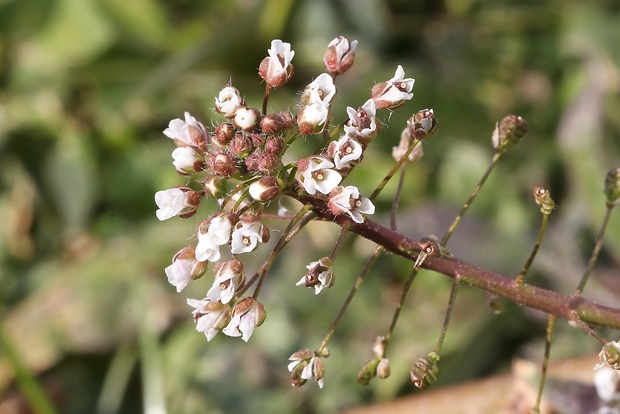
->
[532,186,555,215]
[323,36,357,76]
[407,108,438,140]
[597,341,620,370]
[492,114,528,153]
[410,352,439,389]
[604,168,620,206]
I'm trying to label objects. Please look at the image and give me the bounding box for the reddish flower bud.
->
[323,36,357,76]
[208,152,237,178]
[258,152,281,174]
[213,123,234,147]
[258,40,295,88]
[407,108,438,140]
[230,132,253,158]
[265,136,284,154]
[260,111,294,134]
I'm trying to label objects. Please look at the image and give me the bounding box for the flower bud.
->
[215,85,244,118]
[203,175,227,198]
[244,152,261,174]
[212,123,235,147]
[604,168,620,206]
[257,152,281,174]
[410,352,439,389]
[259,39,295,88]
[491,114,528,153]
[323,36,357,76]
[357,358,379,385]
[230,132,253,158]
[208,152,237,178]
[372,336,387,358]
[297,102,329,135]
[532,186,555,215]
[265,136,285,154]
[171,146,207,175]
[249,176,281,202]
[260,111,294,134]
[407,108,438,140]
[377,358,391,379]
[233,107,260,131]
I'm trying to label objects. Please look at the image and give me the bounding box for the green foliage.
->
[0,0,618,413]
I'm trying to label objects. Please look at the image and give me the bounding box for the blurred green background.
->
[0,0,619,413]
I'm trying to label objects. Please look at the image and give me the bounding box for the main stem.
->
[297,195,620,329]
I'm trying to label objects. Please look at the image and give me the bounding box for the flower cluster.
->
[155,36,423,387]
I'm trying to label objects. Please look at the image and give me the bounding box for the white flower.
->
[594,366,620,402]
[165,246,207,292]
[163,112,208,148]
[304,73,336,105]
[295,156,342,195]
[328,185,375,223]
[328,134,363,170]
[296,257,334,295]
[297,101,330,135]
[215,85,243,118]
[344,99,378,140]
[154,188,194,221]
[207,260,245,304]
[207,213,233,245]
[171,146,205,175]
[288,351,325,389]
[232,106,260,131]
[222,297,266,342]
[230,219,266,254]
[187,298,232,341]
[195,235,221,263]
[371,65,415,110]
[259,39,295,88]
